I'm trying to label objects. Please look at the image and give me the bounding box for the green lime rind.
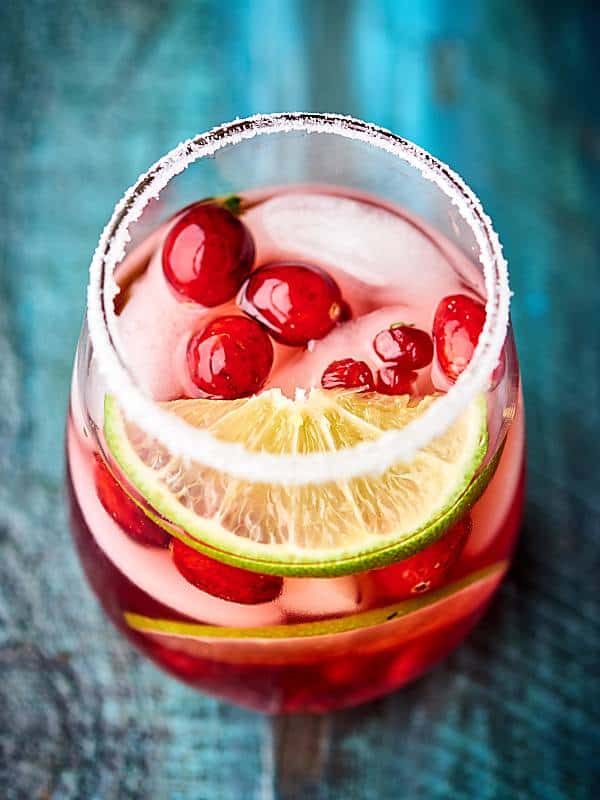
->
[104,393,492,578]
[139,443,499,578]
[124,561,507,641]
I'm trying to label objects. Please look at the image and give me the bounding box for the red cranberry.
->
[171,539,283,604]
[238,263,343,346]
[373,324,433,369]
[94,457,170,547]
[186,315,273,400]
[371,514,472,600]
[376,366,418,395]
[162,203,255,306]
[321,359,375,391]
[433,294,486,381]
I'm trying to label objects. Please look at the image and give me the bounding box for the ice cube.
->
[117,248,205,400]
[244,192,482,308]
[281,575,364,618]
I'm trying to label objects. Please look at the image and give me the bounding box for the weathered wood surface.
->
[1,1,599,798]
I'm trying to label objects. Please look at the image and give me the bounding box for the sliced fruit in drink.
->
[104,388,489,576]
[123,561,507,665]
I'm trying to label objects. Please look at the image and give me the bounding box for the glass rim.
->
[87,112,510,486]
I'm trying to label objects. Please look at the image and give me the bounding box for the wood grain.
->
[1,1,599,798]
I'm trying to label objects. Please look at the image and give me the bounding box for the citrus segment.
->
[123,561,507,665]
[104,389,488,576]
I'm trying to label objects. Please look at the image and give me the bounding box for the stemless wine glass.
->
[66,114,524,713]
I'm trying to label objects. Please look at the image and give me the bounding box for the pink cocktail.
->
[66,115,523,712]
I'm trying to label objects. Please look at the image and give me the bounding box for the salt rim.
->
[87,112,510,487]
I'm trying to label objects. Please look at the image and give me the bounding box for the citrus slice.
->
[104,389,489,576]
[123,561,507,665]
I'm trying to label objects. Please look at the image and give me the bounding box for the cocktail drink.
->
[66,115,524,713]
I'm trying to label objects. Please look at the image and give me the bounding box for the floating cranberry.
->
[376,366,418,395]
[171,538,283,604]
[371,514,472,600]
[186,315,273,399]
[94,456,170,547]
[433,294,486,381]
[373,324,433,369]
[162,203,255,306]
[321,359,375,391]
[238,263,343,346]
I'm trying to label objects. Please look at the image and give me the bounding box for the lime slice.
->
[104,389,488,576]
[124,561,506,665]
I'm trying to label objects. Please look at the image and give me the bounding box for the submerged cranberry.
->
[376,366,418,395]
[373,324,433,369]
[321,359,375,391]
[162,203,255,306]
[94,457,170,547]
[186,315,273,400]
[433,294,486,381]
[171,539,283,604]
[372,515,472,600]
[238,263,343,346]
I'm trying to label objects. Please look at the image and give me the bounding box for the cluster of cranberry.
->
[164,203,344,399]
[94,202,490,603]
[323,293,486,393]
[163,202,487,400]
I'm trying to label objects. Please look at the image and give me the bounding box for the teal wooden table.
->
[1,1,598,798]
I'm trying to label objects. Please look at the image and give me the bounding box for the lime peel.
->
[104,390,491,577]
[124,561,507,641]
